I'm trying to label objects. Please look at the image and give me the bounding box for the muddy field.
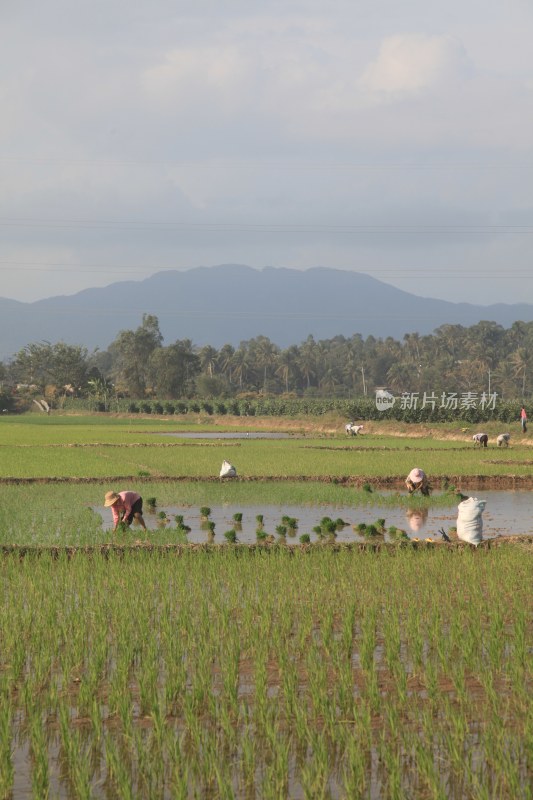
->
[2,473,533,489]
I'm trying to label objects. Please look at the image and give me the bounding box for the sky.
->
[1,0,533,306]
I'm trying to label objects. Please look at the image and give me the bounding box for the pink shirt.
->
[111,491,141,525]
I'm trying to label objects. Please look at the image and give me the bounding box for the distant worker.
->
[496,433,511,447]
[345,423,364,436]
[472,433,488,448]
[405,467,430,496]
[520,406,527,433]
[104,490,147,532]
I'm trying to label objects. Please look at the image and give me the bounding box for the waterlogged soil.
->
[4,475,533,488]
[97,490,533,541]
[160,431,293,439]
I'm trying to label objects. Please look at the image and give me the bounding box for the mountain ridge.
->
[1,264,532,359]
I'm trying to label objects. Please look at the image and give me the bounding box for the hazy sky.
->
[2,0,533,305]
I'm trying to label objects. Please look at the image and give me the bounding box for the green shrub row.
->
[61,396,525,423]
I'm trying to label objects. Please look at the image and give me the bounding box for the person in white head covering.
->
[405,468,430,496]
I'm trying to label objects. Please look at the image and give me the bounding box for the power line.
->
[1,263,533,279]
[0,216,532,232]
[1,156,532,169]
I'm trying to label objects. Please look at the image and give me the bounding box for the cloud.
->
[141,46,253,115]
[1,2,533,307]
[360,34,471,96]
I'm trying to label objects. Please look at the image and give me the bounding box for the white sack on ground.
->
[457,497,486,545]
[219,460,237,478]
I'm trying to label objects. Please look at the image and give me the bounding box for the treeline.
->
[3,314,533,408]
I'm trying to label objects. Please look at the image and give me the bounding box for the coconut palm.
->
[319,368,341,395]
[275,347,299,393]
[217,344,235,385]
[510,347,533,396]
[198,345,218,378]
[254,337,279,391]
[231,347,252,390]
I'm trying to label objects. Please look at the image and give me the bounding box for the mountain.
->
[2,264,533,359]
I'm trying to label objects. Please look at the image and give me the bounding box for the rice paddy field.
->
[0,413,532,799]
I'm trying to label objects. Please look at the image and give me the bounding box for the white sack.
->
[456,497,486,545]
[219,460,237,478]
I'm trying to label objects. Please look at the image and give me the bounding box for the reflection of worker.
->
[104,490,147,532]
[406,507,429,532]
[405,468,430,496]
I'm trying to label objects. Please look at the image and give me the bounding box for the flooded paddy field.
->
[99,489,533,542]
[1,546,532,799]
[160,431,293,439]
[1,416,533,798]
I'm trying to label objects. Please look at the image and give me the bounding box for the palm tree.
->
[298,337,318,390]
[198,345,218,378]
[275,348,298,394]
[386,362,416,394]
[319,368,340,396]
[217,344,235,385]
[231,347,251,390]
[491,361,516,400]
[254,337,279,391]
[510,347,533,397]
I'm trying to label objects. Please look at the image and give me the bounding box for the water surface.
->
[98,489,533,542]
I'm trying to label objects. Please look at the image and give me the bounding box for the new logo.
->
[375,389,395,411]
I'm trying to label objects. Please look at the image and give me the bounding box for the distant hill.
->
[2,264,533,359]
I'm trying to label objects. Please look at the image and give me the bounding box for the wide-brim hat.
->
[104,491,120,507]
[410,468,424,482]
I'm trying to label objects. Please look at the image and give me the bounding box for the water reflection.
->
[96,490,533,543]
[406,507,429,532]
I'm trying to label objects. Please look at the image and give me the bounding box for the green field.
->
[0,414,532,798]
[0,414,530,479]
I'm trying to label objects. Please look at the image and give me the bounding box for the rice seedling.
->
[1,410,533,798]
[224,529,238,543]
[299,533,311,544]
[200,506,211,519]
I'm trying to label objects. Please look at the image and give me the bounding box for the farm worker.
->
[104,490,147,532]
[496,433,510,447]
[520,407,527,433]
[405,468,430,496]
[472,433,488,447]
[345,423,364,436]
